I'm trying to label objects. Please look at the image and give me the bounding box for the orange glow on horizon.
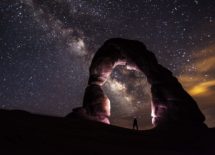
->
[189,86,207,96]
[188,80,215,96]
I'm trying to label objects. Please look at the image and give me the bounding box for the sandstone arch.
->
[69,38,206,128]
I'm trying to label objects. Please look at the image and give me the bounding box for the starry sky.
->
[0,0,215,129]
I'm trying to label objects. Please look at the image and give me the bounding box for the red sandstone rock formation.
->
[69,38,206,128]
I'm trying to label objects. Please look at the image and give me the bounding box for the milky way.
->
[0,0,215,129]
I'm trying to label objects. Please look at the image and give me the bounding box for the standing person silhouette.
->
[133,117,138,130]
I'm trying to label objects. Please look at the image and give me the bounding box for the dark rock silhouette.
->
[68,38,206,129]
[0,109,214,155]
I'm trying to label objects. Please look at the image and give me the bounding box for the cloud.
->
[188,80,215,96]
[179,43,215,97]
[178,42,215,127]
[192,44,215,73]
[192,45,215,73]
[195,56,215,73]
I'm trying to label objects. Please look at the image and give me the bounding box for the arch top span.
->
[88,38,158,86]
[68,38,206,129]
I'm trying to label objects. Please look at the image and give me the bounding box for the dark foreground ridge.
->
[0,109,214,155]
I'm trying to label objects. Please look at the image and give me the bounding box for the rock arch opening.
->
[103,70,151,129]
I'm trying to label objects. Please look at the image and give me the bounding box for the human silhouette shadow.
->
[133,118,138,130]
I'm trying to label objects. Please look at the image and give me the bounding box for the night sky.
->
[1,0,215,129]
